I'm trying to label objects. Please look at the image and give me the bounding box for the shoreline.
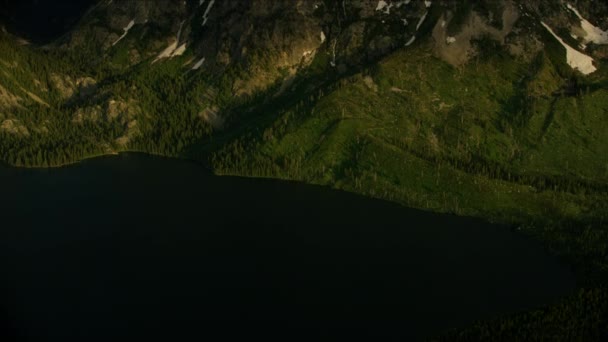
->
[2,149,603,285]
[3,149,185,170]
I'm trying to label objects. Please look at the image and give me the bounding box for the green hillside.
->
[1,0,608,339]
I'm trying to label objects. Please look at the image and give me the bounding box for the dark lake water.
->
[0,153,575,341]
[0,0,96,44]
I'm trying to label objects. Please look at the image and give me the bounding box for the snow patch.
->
[376,0,393,14]
[154,42,178,62]
[405,7,430,47]
[425,1,432,8]
[112,19,135,46]
[153,21,186,63]
[416,11,428,31]
[377,0,411,15]
[329,39,337,67]
[202,0,216,26]
[541,22,596,75]
[320,31,326,43]
[192,57,205,70]
[395,0,411,8]
[172,44,187,57]
[376,1,389,12]
[566,3,608,45]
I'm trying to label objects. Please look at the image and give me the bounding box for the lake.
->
[0,153,575,341]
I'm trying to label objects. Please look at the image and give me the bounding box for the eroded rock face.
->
[63,0,188,52]
[25,0,597,144]
[0,84,22,108]
[115,119,139,146]
[1,119,29,136]
[65,1,606,80]
[424,0,608,67]
[432,1,520,66]
[199,106,223,130]
[8,0,608,142]
[70,97,141,147]
[61,0,431,96]
[72,105,102,124]
[50,74,98,100]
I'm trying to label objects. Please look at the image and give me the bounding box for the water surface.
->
[0,153,575,341]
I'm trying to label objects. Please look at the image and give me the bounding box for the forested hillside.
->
[1,0,608,340]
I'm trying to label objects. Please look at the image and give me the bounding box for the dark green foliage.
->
[435,288,608,341]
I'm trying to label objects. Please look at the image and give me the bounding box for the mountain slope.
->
[204,0,608,225]
[1,0,608,339]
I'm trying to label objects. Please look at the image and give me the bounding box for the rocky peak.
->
[4,1,607,112]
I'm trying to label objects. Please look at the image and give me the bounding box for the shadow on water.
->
[0,153,576,341]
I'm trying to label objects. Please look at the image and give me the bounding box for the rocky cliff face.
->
[1,0,607,114]
[56,0,607,93]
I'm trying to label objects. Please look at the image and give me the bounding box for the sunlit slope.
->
[210,39,608,226]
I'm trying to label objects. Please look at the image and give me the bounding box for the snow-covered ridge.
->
[541,22,596,75]
[566,3,608,45]
[112,20,135,46]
